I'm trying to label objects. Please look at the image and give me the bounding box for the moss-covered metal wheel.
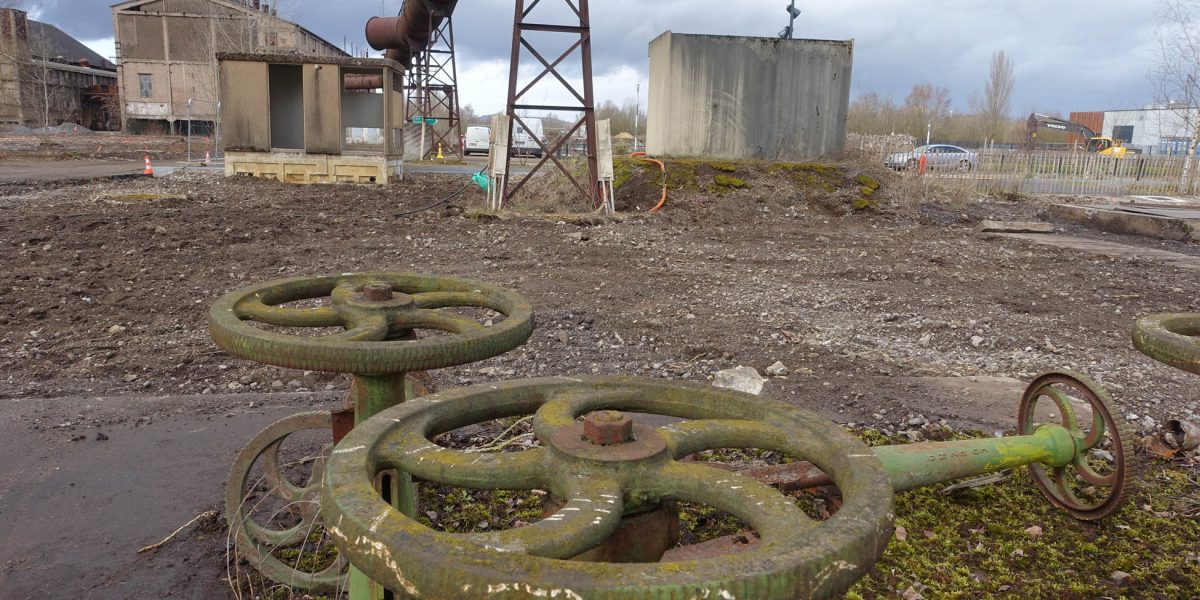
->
[322,376,896,600]
[1017,371,1134,521]
[225,412,349,592]
[1132,313,1200,375]
[208,272,535,375]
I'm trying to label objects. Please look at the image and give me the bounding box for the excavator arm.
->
[1025,113,1099,149]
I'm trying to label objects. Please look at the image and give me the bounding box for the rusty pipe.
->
[343,73,384,90]
[365,1,457,69]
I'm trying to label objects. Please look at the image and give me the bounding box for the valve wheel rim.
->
[1017,370,1133,521]
[321,376,896,600]
[1132,313,1200,375]
[225,411,348,592]
[208,272,535,375]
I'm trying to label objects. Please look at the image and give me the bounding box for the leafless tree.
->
[902,83,951,141]
[976,50,1015,145]
[23,31,71,127]
[1153,0,1200,186]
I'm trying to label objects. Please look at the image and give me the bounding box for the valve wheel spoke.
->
[647,461,816,540]
[411,291,491,309]
[236,298,343,328]
[658,419,785,458]
[395,308,488,334]
[461,477,624,558]
[1072,454,1118,487]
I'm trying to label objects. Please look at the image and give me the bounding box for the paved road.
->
[0,391,339,599]
[0,159,144,183]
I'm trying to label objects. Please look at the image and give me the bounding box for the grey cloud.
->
[30,0,1168,113]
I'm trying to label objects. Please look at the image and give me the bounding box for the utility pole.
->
[633,82,640,152]
[779,1,801,39]
[502,0,599,209]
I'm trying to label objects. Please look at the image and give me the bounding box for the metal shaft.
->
[876,425,1077,492]
[753,425,1079,492]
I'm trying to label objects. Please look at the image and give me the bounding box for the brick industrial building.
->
[111,0,345,134]
[0,8,119,130]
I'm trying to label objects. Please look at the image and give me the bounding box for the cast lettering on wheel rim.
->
[321,376,896,600]
[1132,313,1200,375]
[1017,371,1133,521]
[208,272,535,375]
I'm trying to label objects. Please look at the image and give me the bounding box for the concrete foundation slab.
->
[225,151,403,184]
[0,391,339,599]
[995,233,1200,271]
[1052,203,1200,242]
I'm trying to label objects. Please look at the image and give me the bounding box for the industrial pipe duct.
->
[343,73,385,90]
[365,0,458,69]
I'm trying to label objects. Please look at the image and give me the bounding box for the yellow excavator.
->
[1025,113,1131,157]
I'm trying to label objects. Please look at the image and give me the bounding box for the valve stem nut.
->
[363,282,394,302]
[583,410,634,445]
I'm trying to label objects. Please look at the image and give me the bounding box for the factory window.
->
[1161,137,1191,156]
[138,74,152,98]
[1112,125,1134,144]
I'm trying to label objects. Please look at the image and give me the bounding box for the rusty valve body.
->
[582,410,634,445]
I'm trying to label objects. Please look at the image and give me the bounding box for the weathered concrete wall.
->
[646,32,852,161]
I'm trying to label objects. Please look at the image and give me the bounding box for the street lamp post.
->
[633,82,640,152]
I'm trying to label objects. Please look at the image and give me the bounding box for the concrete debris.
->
[977,220,1055,234]
[766,361,790,377]
[1167,419,1200,451]
[712,366,767,395]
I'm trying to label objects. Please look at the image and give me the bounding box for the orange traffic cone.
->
[203,151,211,165]
[143,155,154,176]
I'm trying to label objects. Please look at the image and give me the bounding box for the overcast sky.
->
[26,0,1170,117]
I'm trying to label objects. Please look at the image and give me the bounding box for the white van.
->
[464,125,490,156]
[511,117,544,157]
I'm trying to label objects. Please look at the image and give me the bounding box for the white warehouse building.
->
[1070,105,1199,155]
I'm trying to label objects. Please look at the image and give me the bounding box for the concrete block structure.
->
[646,31,853,161]
[0,9,119,129]
[219,53,405,184]
[112,0,345,134]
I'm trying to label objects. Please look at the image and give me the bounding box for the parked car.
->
[885,144,978,172]
[464,126,490,156]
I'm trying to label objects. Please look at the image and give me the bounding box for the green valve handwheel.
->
[1132,313,1200,375]
[213,272,535,594]
[208,272,536,375]
[322,376,896,600]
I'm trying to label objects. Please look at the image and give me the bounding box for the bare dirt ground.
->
[0,161,1197,598]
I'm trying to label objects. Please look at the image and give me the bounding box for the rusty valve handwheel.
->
[1132,313,1200,375]
[225,412,349,591]
[208,272,536,375]
[322,376,896,600]
[1017,371,1133,520]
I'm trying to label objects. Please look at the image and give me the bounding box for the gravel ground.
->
[0,166,1196,436]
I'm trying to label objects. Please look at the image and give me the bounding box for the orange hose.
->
[631,151,667,213]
